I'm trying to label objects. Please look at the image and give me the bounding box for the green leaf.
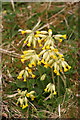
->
[16,80,27,88]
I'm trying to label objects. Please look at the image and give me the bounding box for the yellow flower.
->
[68,66,71,69]
[37,61,41,65]
[35,34,39,37]
[27,43,31,46]
[31,62,36,66]
[44,64,49,68]
[21,55,25,58]
[53,49,58,52]
[44,61,48,64]
[21,31,27,34]
[44,88,47,92]
[61,58,64,61]
[26,91,35,100]
[59,54,63,58]
[22,104,28,109]
[23,51,28,54]
[56,72,60,76]
[48,29,52,35]
[21,59,25,63]
[24,40,27,44]
[54,69,60,75]
[50,66,53,68]
[60,69,62,72]
[44,39,47,41]
[59,39,62,42]
[20,105,23,107]
[44,83,56,94]
[36,31,41,34]
[48,29,52,32]
[24,79,27,82]
[26,93,30,97]
[62,35,67,39]
[52,55,57,59]
[64,68,68,72]
[17,75,22,79]
[32,74,36,78]
[31,95,35,101]
[33,46,36,48]
[38,54,40,57]
[54,34,67,39]
[41,59,45,64]
[42,47,45,50]
[54,70,57,73]
[17,88,21,91]
[38,39,41,43]
[53,91,57,95]
[39,44,43,47]
[46,46,50,49]
[54,56,57,59]
[28,64,32,68]
[28,69,32,73]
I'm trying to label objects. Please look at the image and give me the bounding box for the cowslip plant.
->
[16,22,71,110]
[16,89,35,109]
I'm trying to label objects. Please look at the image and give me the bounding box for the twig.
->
[10,0,15,12]
[38,6,66,31]
[58,104,61,118]
[0,48,21,58]
[32,19,41,31]
[7,93,18,98]
[44,95,50,101]
[57,76,61,118]
[29,101,37,112]
[64,16,69,28]
[37,22,54,31]
[48,6,66,20]
[17,38,25,46]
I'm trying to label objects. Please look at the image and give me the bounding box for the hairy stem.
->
[51,68,55,85]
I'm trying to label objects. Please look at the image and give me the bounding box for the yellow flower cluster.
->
[44,83,57,95]
[53,60,71,75]
[17,89,35,109]
[26,91,35,101]
[20,45,71,77]
[17,67,36,81]
[20,28,66,49]
[23,31,47,48]
[17,96,28,109]
[21,50,39,67]
[38,46,71,75]
[18,28,71,80]
[21,50,36,63]
[16,26,71,105]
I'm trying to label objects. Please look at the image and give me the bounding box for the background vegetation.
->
[2,2,79,119]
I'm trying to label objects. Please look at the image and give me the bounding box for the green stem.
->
[60,74,66,88]
[51,68,55,84]
[57,75,60,97]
